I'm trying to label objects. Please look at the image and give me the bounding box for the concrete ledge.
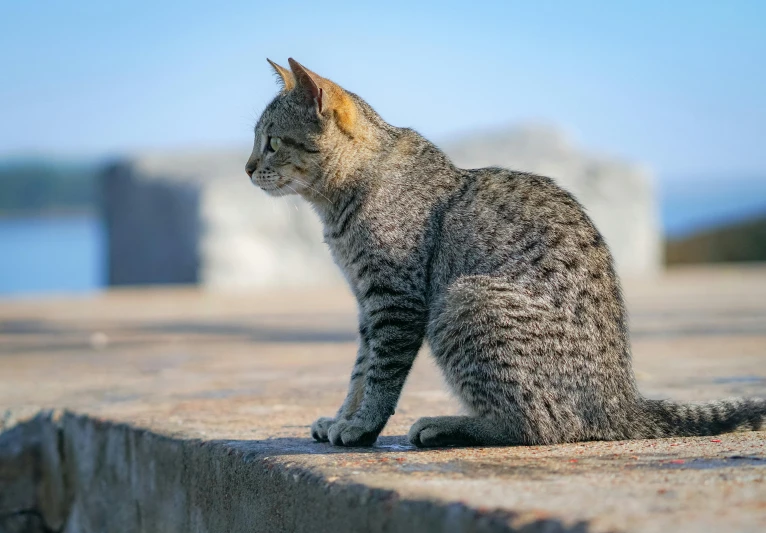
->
[2,412,587,533]
[2,266,765,532]
[0,410,66,533]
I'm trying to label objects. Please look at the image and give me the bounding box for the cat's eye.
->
[267,136,282,153]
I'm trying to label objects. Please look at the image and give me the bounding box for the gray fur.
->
[246,59,766,447]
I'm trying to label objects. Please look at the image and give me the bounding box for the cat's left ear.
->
[267,59,295,91]
[287,58,357,135]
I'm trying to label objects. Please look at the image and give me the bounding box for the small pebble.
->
[89,332,109,350]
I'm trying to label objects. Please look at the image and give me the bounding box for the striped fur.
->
[246,59,766,447]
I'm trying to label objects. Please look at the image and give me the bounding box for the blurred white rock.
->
[102,149,341,291]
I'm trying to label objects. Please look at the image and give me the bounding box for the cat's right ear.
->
[267,59,295,91]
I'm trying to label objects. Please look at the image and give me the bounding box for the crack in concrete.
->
[0,509,61,533]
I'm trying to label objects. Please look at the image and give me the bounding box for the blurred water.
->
[1,178,765,297]
[0,214,104,297]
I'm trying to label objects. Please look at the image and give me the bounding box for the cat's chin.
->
[251,178,298,197]
[258,183,297,197]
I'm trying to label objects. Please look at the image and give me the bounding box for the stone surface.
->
[1,265,765,532]
[100,125,660,290]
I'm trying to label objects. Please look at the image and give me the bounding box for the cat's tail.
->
[636,397,766,438]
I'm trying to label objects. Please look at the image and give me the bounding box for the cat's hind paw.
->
[408,416,508,447]
[311,417,335,442]
[408,417,457,447]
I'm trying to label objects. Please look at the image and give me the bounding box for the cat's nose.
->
[245,160,257,178]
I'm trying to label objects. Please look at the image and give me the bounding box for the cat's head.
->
[245,58,366,201]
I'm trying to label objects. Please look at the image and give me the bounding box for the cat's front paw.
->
[327,418,380,447]
[311,417,335,442]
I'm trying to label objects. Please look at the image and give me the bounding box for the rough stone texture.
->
[1,265,765,532]
[0,410,66,533]
[100,126,660,290]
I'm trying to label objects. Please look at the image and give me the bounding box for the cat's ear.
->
[288,58,357,135]
[287,58,323,111]
[267,59,295,91]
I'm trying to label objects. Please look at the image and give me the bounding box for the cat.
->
[245,58,765,447]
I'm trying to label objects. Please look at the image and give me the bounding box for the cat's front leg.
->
[311,325,370,442]
[326,302,426,447]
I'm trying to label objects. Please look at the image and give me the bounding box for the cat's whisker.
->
[282,184,302,216]
[290,177,332,204]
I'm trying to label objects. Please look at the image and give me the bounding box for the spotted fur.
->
[245,58,766,447]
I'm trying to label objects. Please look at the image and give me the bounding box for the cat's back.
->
[432,166,618,295]
[454,167,593,235]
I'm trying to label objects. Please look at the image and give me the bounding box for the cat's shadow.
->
[205,434,420,458]
[199,436,593,532]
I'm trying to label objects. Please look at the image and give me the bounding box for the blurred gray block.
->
[100,150,342,290]
[102,162,200,286]
[100,125,661,290]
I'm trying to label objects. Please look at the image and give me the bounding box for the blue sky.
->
[1,1,765,179]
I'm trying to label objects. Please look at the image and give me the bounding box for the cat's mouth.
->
[254,176,296,197]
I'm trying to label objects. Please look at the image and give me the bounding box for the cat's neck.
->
[303,115,392,215]
[305,122,456,221]
[307,165,370,226]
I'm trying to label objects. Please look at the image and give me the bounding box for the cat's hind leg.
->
[427,275,582,446]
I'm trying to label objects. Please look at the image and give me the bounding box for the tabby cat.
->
[245,58,765,447]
